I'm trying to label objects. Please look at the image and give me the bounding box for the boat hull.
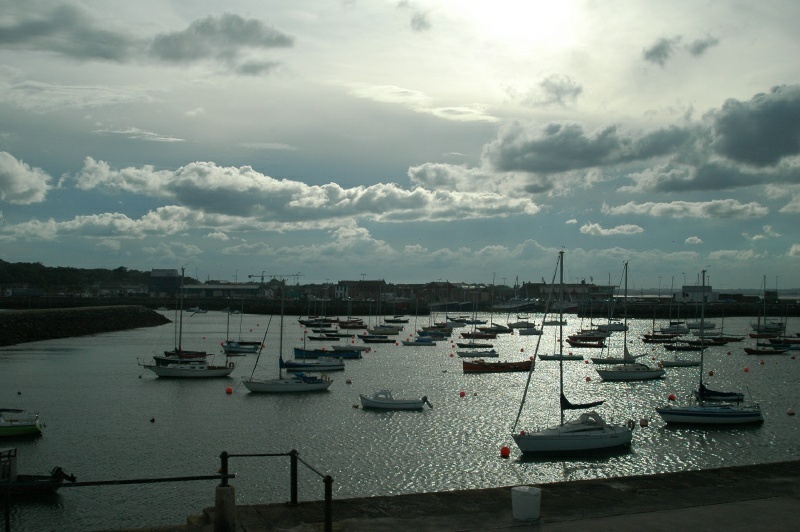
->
[595,364,665,381]
[143,364,235,378]
[462,360,532,373]
[359,395,428,410]
[656,404,763,425]
[242,377,332,393]
[513,415,632,454]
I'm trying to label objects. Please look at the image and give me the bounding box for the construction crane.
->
[248,271,267,283]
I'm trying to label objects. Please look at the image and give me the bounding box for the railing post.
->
[219,451,229,487]
[324,475,333,532]
[289,449,298,505]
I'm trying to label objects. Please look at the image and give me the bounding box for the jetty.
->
[0,306,170,346]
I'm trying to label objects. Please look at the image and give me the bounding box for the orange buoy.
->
[460,391,466,397]
[744,367,750,373]
[585,376,591,382]
[450,353,454,357]
[668,394,676,401]
[225,386,233,395]
[500,446,511,458]
[708,370,714,376]
[760,360,765,365]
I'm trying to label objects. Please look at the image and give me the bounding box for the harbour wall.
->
[0,306,171,347]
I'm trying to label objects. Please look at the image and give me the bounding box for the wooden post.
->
[324,475,333,532]
[290,449,298,505]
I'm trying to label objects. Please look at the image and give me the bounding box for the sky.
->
[1,1,799,292]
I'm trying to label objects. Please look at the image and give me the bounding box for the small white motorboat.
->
[359,390,432,410]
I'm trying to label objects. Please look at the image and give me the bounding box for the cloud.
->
[707,249,764,261]
[779,195,800,213]
[483,122,689,174]
[642,36,682,66]
[206,231,230,241]
[92,127,185,143]
[0,151,53,204]
[688,36,720,56]
[149,13,293,66]
[710,85,800,167]
[349,85,497,122]
[642,35,719,66]
[743,225,781,240]
[0,3,139,62]
[579,223,644,236]
[410,12,431,32]
[62,158,540,228]
[789,244,800,257]
[517,74,583,107]
[0,6,292,75]
[601,199,769,219]
[1,80,155,113]
[686,236,702,244]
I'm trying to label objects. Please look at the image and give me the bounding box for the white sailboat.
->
[512,251,633,455]
[242,282,333,393]
[656,270,763,425]
[595,261,665,382]
[140,267,235,378]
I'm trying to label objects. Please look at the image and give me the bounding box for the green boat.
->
[0,409,43,437]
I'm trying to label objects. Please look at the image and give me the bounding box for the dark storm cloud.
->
[149,13,293,64]
[0,3,136,61]
[711,85,800,167]
[483,122,691,174]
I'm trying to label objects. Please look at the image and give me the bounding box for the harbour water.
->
[1,311,798,531]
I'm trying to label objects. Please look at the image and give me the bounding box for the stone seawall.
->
[0,306,172,347]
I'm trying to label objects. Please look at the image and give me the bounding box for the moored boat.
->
[0,409,43,438]
[0,447,77,496]
[462,359,532,373]
[359,389,432,410]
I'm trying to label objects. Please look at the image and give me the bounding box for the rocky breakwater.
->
[0,305,171,347]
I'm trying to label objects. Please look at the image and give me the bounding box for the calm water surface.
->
[1,311,798,531]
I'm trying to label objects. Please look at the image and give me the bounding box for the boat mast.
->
[178,266,185,353]
[558,250,565,426]
[698,270,706,389]
[622,261,629,362]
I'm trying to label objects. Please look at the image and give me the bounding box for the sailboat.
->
[656,270,763,425]
[242,282,333,393]
[221,295,262,355]
[594,262,665,381]
[512,251,633,455]
[539,262,583,361]
[140,267,235,378]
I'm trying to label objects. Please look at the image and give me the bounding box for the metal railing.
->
[4,449,332,532]
[3,470,233,532]
[221,449,333,532]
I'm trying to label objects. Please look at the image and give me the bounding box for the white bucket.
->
[511,485,541,521]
